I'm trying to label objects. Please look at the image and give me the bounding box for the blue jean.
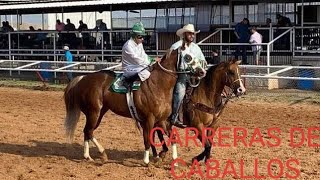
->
[171,73,189,122]
[235,45,247,64]
[67,67,73,81]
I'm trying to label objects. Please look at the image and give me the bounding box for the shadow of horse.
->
[0,140,146,167]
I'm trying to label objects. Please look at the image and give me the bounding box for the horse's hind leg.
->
[83,107,108,162]
[93,106,109,162]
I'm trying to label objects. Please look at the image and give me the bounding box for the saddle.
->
[110,72,141,93]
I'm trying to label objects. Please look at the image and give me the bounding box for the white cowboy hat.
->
[176,24,200,38]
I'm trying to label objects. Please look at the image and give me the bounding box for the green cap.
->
[131,22,146,37]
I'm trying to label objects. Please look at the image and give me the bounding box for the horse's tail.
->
[63,75,84,143]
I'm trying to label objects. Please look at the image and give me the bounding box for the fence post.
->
[267,43,270,74]
[156,31,159,56]
[8,32,12,76]
[53,31,57,80]
[219,30,222,57]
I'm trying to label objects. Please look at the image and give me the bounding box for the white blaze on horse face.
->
[143,150,150,164]
[236,68,246,94]
[84,140,93,161]
[91,138,105,153]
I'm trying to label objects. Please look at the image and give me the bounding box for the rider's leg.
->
[123,73,140,90]
[170,74,188,127]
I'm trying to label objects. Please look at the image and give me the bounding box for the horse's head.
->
[205,58,246,97]
[222,59,246,96]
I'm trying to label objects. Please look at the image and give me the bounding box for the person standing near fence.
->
[63,45,73,81]
[249,26,263,65]
[234,18,250,64]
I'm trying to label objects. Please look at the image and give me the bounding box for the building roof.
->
[0,0,318,15]
[0,0,188,14]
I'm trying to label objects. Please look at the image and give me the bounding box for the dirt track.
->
[0,87,319,179]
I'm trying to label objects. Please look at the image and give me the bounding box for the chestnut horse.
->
[153,59,246,164]
[64,49,182,165]
[63,48,246,165]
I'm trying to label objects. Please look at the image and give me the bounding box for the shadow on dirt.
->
[0,140,147,167]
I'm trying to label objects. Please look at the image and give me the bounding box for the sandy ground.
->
[0,87,319,180]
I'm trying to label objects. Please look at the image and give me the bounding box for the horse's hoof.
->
[85,157,94,162]
[192,157,201,163]
[144,162,151,167]
[152,156,160,163]
[159,151,167,159]
[204,156,211,164]
[100,150,108,163]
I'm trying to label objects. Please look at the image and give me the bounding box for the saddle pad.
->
[110,73,141,93]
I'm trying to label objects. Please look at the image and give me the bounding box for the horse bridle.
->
[224,66,243,96]
[188,65,243,122]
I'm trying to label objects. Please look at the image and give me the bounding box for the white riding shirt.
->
[122,38,152,81]
[170,40,206,71]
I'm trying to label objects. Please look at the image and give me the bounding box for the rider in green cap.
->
[122,22,160,89]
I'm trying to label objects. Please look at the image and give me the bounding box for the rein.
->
[186,65,243,127]
[157,48,192,74]
[157,61,191,74]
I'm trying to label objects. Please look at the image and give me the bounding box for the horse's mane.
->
[163,48,177,61]
[204,62,226,85]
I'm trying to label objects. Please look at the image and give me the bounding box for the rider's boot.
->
[123,74,140,91]
[170,94,187,128]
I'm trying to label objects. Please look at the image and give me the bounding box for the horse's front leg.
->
[192,124,209,163]
[203,122,220,162]
[142,115,156,165]
[158,129,169,159]
[150,129,158,159]
[203,128,213,162]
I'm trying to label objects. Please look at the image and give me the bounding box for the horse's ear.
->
[164,48,173,60]
[227,57,233,63]
[235,60,242,65]
[228,58,241,65]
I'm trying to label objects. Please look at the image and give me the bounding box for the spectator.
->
[266,18,272,26]
[28,26,37,41]
[78,20,90,48]
[262,18,272,43]
[64,19,77,48]
[56,19,65,45]
[94,19,109,48]
[276,14,292,27]
[5,21,14,32]
[78,20,88,31]
[63,45,73,81]
[234,18,250,64]
[64,19,76,31]
[207,49,221,65]
[94,19,107,31]
[276,14,291,49]
[249,26,263,65]
[35,29,47,43]
[55,19,65,31]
